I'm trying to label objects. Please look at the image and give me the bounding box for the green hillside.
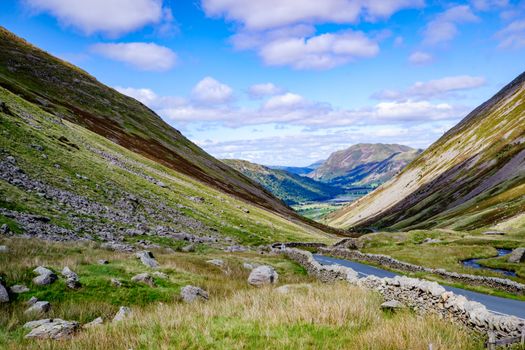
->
[222,159,344,205]
[328,72,525,233]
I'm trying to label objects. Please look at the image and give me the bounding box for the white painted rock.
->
[248,265,278,287]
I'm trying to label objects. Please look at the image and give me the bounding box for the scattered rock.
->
[0,225,9,235]
[188,196,205,203]
[275,284,312,294]
[156,181,167,188]
[25,301,51,315]
[135,251,159,268]
[10,284,30,294]
[508,248,525,263]
[101,242,133,252]
[110,278,122,287]
[242,208,250,214]
[83,317,103,328]
[224,245,248,253]
[381,300,406,311]
[248,265,278,287]
[152,271,168,279]
[24,318,79,339]
[23,319,53,329]
[206,259,224,267]
[131,273,155,286]
[61,266,78,279]
[0,282,9,303]
[242,262,258,270]
[98,259,109,265]
[27,296,38,306]
[181,244,195,252]
[112,306,132,322]
[422,238,441,244]
[332,238,363,250]
[30,144,44,152]
[32,266,57,286]
[66,277,82,290]
[482,231,505,235]
[180,285,209,303]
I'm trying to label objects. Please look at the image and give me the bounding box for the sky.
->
[1,0,524,166]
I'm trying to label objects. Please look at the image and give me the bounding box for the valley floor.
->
[0,237,482,350]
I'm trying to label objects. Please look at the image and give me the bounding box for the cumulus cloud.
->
[23,0,170,37]
[423,5,479,45]
[248,83,283,98]
[258,30,380,69]
[91,42,177,71]
[202,0,424,30]
[372,75,486,100]
[408,51,433,65]
[115,86,158,105]
[203,0,422,69]
[495,20,525,48]
[191,77,234,104]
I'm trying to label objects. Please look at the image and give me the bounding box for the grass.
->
[0,237,483,350]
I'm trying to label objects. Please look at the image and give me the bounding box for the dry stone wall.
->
[282,248,525,339]
[319,247,525,295]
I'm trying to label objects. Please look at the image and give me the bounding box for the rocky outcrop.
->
[135,251,159,268]
[283,247,525,339]
[319,247,525,295]
[248,265,279,286]
[32,266,57,286]
[508,248,525,263]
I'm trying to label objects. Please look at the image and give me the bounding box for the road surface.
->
[314,254,525,320]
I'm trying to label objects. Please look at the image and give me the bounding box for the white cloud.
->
[248,83,283,98]
[423,5,479,45]
[115,86,158,105]
[495,20,525,48]
[263,93,307,109]
[471,0,509,11]
[191,77,233,104]
[408,51,433,65]
[258,30,380,69]
[91,42,177,71]
[24,0,169,37]
[202,0,424,30]
[373,75,486,100]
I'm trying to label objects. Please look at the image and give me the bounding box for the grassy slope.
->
[328,72,525,231]
[222,159,344,205]
[0,26,335,234]
[0,86,333,245]
[0,237,481,350]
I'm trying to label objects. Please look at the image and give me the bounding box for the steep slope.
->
[328,72,525,231]
[310,144,419,187]
[223,159,344,205]
[0,26,322,230]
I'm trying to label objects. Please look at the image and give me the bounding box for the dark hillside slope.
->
[0,26,332,232]
[328,71,525,231]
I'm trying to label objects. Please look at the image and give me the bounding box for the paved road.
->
[314,254,525,320]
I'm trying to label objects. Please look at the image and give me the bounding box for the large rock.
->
[10,284,29,294]
[61,266,78,279]
[0,245,8,253]
[180,285,209,303]
[131,273,155,286]
[32,266,57,286]
[206,259,224,267]
[24,319,79,339]
[508,248,525,263]
[0,282,9,303]
[112,306,132,322]
[248,265,278,287]
[83,317,103,328]
[381,300,406,311]
[135,251,159,268]
[62,266,82,289]
[25,301,51,315]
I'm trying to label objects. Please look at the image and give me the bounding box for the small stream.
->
[461,248,516,277]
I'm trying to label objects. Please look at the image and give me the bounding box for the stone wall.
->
[319,247,525,295]
[271,242,327,249]
[282,247,525,339]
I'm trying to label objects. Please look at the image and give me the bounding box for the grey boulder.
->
[131,273,155,286]
[508,248,525,263]
[381,300,406,311]
[32,266,57,286]
[0,283,9,303]
[10,284,30,294]
[248,265,278,287]
[24,318,79,339]
[83,317,104,328]
[112,306,132,322]
[180,285,209,303]
[25,301,51,315]
[206,259,224,267]
[135,251,159,268]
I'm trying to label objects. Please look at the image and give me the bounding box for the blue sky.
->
[1,0,524,166]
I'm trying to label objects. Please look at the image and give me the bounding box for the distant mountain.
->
[310,144,421,187]
[328,71,525,232]
[223,159,344,205]
[268,160,324,176]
